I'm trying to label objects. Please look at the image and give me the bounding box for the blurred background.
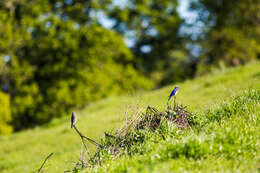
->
[0,0,259,134]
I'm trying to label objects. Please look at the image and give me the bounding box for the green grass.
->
[0,61,260,172]
[88,89,260,172]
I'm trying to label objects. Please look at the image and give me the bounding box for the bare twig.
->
[104,132,116,138]
[117,105,131,136]
[72,125,103,163]
[80,145,86,168]
[122,112,142,138]
[174,96,176,109]
[37,152,54,173]
[73,125,102,147]
[73,126,92,158]
[88,99,195,168]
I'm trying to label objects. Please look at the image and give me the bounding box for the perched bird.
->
[71,112,77,128]
[168,86,179,101]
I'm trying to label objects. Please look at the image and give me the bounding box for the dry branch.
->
[73,125,102,147]
[37,152,54,173]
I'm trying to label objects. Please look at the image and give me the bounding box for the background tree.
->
[47,0,193,86]
[191,0,260,71]
[106,0,193,85]
[0,0,153,131]
[0,0,49,130]
[13,17,152,129]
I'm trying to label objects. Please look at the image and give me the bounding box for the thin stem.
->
[72,125,92,158]
[80,145,86,168]
[174,96,176,109]
[81,136,91,158]
[37,152,54,173]
[82,136,102,147]
[73,125,102,147]
[73,125,102,148]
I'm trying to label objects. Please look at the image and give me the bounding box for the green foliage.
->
[4,57,41,129]
[0,91,12,134]
[48,0,110,24]
[105,0,190,85]
[9,17,153,130]
[192,0,260,68]
[44,0,191,85]
[158,50,196,85]
[0,1,154,130]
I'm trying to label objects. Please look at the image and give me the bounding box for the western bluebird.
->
[168,86,179,101]
[71,112,77,128]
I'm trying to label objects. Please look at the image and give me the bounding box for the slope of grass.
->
[87,89,260,172]
[0,61,260,172]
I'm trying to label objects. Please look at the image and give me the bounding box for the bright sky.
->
[178,0,195,19]
[99,0,199,47]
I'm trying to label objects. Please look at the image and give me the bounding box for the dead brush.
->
[166,102,193,129]
[87,101,194,167]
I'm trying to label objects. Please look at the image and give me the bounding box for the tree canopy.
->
[0,0,259,133]
[191,0,260,69]
[0,0,153,131]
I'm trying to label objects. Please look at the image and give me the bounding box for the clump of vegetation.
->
[68,89,260,172]
[92,89,260,172]
[69,100,195,171]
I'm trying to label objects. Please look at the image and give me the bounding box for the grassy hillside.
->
[87,89,260,173]
[1,62,260,172]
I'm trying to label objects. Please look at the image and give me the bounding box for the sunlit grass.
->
[0,61,260,172]
[89,89,260,172]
